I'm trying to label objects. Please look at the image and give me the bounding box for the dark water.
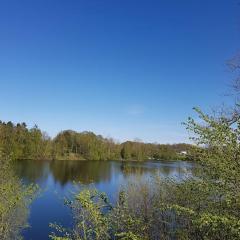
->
[14,160,194,240]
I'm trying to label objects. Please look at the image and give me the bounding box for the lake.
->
[14,160,194,240]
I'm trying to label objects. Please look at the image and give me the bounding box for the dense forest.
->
[0,120,193,161]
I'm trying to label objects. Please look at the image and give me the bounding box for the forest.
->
[0,121,192,161]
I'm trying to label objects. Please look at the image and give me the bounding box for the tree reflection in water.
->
[49,160,112,186]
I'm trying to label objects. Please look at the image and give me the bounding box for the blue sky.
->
[0,0,239,143]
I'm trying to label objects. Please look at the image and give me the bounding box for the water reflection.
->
[49,160,112,185]
[14,160,194,185]
[13,160,194,240]
[120,160,193,180]
[14,160,49,183]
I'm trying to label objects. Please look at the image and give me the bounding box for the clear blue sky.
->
[0,0,239,143]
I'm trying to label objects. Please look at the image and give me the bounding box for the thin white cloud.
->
[127,104,145,116]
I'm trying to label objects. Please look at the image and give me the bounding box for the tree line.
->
[0,121,192,161]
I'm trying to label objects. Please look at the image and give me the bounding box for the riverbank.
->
[16,155,191,162]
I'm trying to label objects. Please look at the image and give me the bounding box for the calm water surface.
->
[14,160,194,240]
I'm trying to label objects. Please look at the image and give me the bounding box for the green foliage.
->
[0,121,52,160]
[50,187,148,240]
[0,154,38,240]
[53,130,192,161]
[50,188,111,240]
[0,120,192,161]
[120,141,192,161]
[53,131,120,161]
[171,107,240,239]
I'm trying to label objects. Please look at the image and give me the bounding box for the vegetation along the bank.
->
[0,152,37,240]
[0,121,193,161]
